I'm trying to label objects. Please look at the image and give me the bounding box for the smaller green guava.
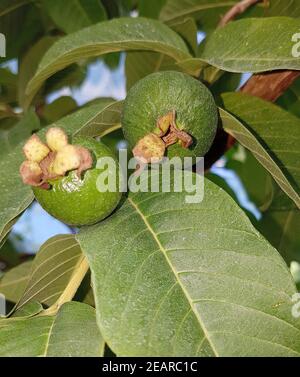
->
[121,71,218,164]
[20,129,122,226]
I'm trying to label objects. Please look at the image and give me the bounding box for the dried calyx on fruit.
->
[19,128,93,189]
[133,110,193,164]
[122,71,218,166]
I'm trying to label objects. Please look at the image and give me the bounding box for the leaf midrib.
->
[43,317,55,356]
[127,196,218,356]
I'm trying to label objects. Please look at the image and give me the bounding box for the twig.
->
[218,0,264,28]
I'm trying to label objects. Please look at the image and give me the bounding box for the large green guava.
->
[33,137,122,226]
[122,71,218,161]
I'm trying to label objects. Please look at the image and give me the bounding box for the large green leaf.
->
[18,36,86,109]
[184,17,300,75]
[159,0,238,23]
[125,16,197,90]
[0,68,17,104]
[0,239,28,269]
[0,100,122,245]
[18,36,58,108]
[220,93,300,210]
[125,52,177,90]
[277,78,300,118]
[0,302,104,356]
[210,72,242,97]
[0,2,44,61]
[139,0,167,19]
[0,109,40,158]
[41,0,107,34]
[247,0,300,18]
[258,186,300,266]
[160,0,300,31]
[12,301,43,318]
[0,0,30,17]
[73,100,123,138]
[168,17,198,54]
[42,96,77,124]
[0,111,39,245]
[0,261,32,303]
[25,17,190,106]
[226,146,274,211]
[77,172,300,356]
[16,235,85,309]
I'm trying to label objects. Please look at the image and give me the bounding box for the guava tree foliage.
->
[0,0,300,357]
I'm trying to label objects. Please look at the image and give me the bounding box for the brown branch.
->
[240,70,300,101]
[218,0,264,27]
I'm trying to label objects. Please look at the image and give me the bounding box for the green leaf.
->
[0,2,44,61]
[0,261,32,303]
[25,17,191,106]
[210,72,242,98]
[77,172,299,356]
[41,0,107,34]
[168,17,198,54]
[226,146,274,211]
[74,272,95,307]
[277,78,300,118]
[12,301,43,318]
[45,64,87,96]
[42,96,77,124]
[0,110,39,245]
[0,239,28,269]
[139,0,167,19]
[0,0,31,17]
[0,68,17,104]
[0,100,122,245]
[175,58,207,77]
[0,109,40,158]
[258,186,300,266]
[125,52,178,90]
[18,36,85,109]
[16,235,85,309]
[124,17,196,90]
[159,0,238,23]
[220,93,300,210]
[184,17,300,75]
[0,302,104,356]
[247,0,300,18]
[160,0,300,32]
[71,100,123,138]
[18,36,58,108]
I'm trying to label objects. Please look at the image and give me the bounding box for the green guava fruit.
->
[33,137,122,226]
[122,71,218,161]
